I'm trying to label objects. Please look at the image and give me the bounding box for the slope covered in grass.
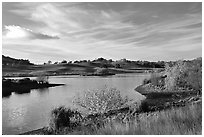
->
[92,102,201,135]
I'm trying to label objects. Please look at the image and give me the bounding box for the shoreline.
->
[2,71,148,78]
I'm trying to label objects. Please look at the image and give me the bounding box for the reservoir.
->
[2,73,150,134]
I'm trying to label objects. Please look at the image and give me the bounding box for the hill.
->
[2,55,165,77]
[2,55,34,66]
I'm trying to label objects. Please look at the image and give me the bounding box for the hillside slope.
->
[2,55,164,77]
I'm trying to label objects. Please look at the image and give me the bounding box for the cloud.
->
[7,3,122,36]
[101,10,111,18]
[2,2,202,63]
[152,15,159,18]
[5,3,201,49]
[3,25,59,40]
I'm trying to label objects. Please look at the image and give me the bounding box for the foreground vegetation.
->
[137,57,202,95]
[22,90,201,135]
[73,88,129,114]
[22,93,201,135]
[91,102,202,135]
[21,57,202,135]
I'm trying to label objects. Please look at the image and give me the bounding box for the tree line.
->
[44,57,166,68]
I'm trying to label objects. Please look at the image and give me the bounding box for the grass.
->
[50,102,201,135]
[91,102,202,135]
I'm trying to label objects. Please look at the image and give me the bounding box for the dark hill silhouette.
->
[2,55,34,66]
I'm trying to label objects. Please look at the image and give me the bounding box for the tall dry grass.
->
[92,102,202,135]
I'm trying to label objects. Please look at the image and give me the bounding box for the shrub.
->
[184,59,202,91]
[36,75,49,84]
[142,73,165,87]
[95,68,110,75]
[49,106,82,132]
[142,78,150,85]
[165,60,186,91]
[165,59,202,91]
[143,58,202,92]
[150,73,165,87]
[139,101,150,112]
[73,88,129,114]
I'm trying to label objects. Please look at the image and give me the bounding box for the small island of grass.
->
[2,76,65,97]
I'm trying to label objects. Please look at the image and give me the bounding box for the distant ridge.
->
[2,55,34,66]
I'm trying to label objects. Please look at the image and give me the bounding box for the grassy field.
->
[2,63,95,76]
[3,62,161,77]
[94,102,202,135]
[66,102,201,135]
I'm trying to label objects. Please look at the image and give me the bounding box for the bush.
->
[165,60,186,91]
[142,73,165,87]
[73,88,129,114]
[139,101,150,112]
[36,75,49,84]
[49,106,82,132]
[144,58,202,92]
[142,78,151,85]
[184,59,202,91]
[95,68,110,75]
[165,59,202,91]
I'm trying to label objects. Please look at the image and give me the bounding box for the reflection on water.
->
[15,89,31,94]
[37,88,49,94]
[2,73,150,134]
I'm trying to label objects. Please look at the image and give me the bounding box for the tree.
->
[48,60,52,64]
[100,63,108,68]
[108,59,113,63]
[74,61,79,64]
[115,63,121,68]
[61,60,67,64]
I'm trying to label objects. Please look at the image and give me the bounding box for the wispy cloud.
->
[2,2,202,63]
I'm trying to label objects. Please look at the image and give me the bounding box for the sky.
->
[2,2,202,64]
